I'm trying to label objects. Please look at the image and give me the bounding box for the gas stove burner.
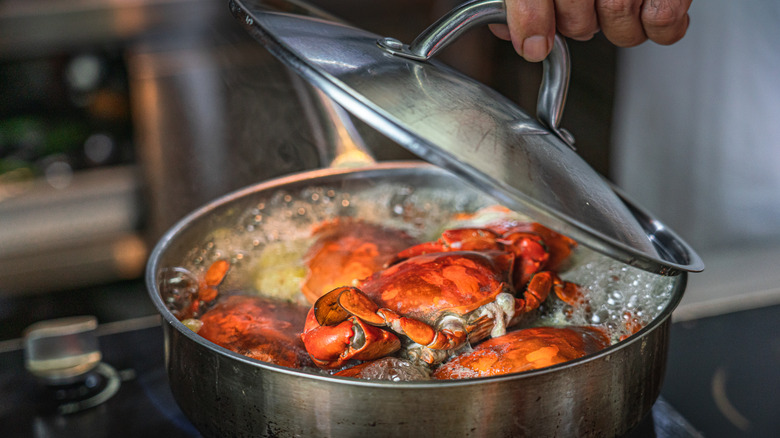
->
[22,315,134,414]
[47,361,132,415]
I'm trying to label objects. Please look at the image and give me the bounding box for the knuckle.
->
[597,0,647,46]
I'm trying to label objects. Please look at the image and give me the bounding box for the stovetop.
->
[1,295,778,437]
[0,318,199,438]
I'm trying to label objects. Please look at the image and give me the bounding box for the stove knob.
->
[23,316,101,385]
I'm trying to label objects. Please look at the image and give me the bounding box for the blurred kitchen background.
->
[1,0,778,435]
[0,0,622,334]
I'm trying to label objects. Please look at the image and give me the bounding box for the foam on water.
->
[537,250,676,342]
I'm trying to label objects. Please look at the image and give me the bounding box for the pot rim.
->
[145,160,686,388]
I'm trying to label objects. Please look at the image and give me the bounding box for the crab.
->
[173,260,313,369]
[197,294,314,369]
[301,221,582,369]
[432,326,611,379]
[301,218,418,304]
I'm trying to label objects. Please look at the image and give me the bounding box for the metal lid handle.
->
[378,0,574,148]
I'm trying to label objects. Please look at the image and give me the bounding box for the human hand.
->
[489,0,692,62]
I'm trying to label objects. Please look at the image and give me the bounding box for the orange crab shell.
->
[300,250,517,369]
[358,250,515,321]
[432,326,610,379]
[198,294,314,369]
[301,218,418,304]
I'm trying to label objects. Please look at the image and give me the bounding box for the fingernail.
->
[522,35,550,62]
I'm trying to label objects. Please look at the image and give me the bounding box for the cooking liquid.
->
[159,181,675,378]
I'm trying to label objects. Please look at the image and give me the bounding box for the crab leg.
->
[515,271,582,313]
[515,271,554,312]
[198,259,230,302]
[498,232,549,287]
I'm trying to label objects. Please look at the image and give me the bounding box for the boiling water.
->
[537,251,676,343]
[159,179,675,369]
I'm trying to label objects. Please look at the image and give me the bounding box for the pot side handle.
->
[314,88,376,168]
[377,0,576,149]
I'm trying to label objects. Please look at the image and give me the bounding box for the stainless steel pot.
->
[146,1,700,436]
[147,161,685,437]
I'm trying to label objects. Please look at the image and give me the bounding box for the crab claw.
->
[516,271,555,313]
[302,287,401,369]
[514,271,582,315]
[311,286,470,363]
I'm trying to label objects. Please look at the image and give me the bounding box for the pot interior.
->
[147,161,681,380]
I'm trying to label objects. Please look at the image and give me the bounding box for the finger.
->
[488,23,512,41]
[641,0,692,45]
[505,0,556,62]
[554,0,600,41]
[596,0,647,47]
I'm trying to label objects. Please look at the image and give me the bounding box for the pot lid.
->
[228,0,703,275]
